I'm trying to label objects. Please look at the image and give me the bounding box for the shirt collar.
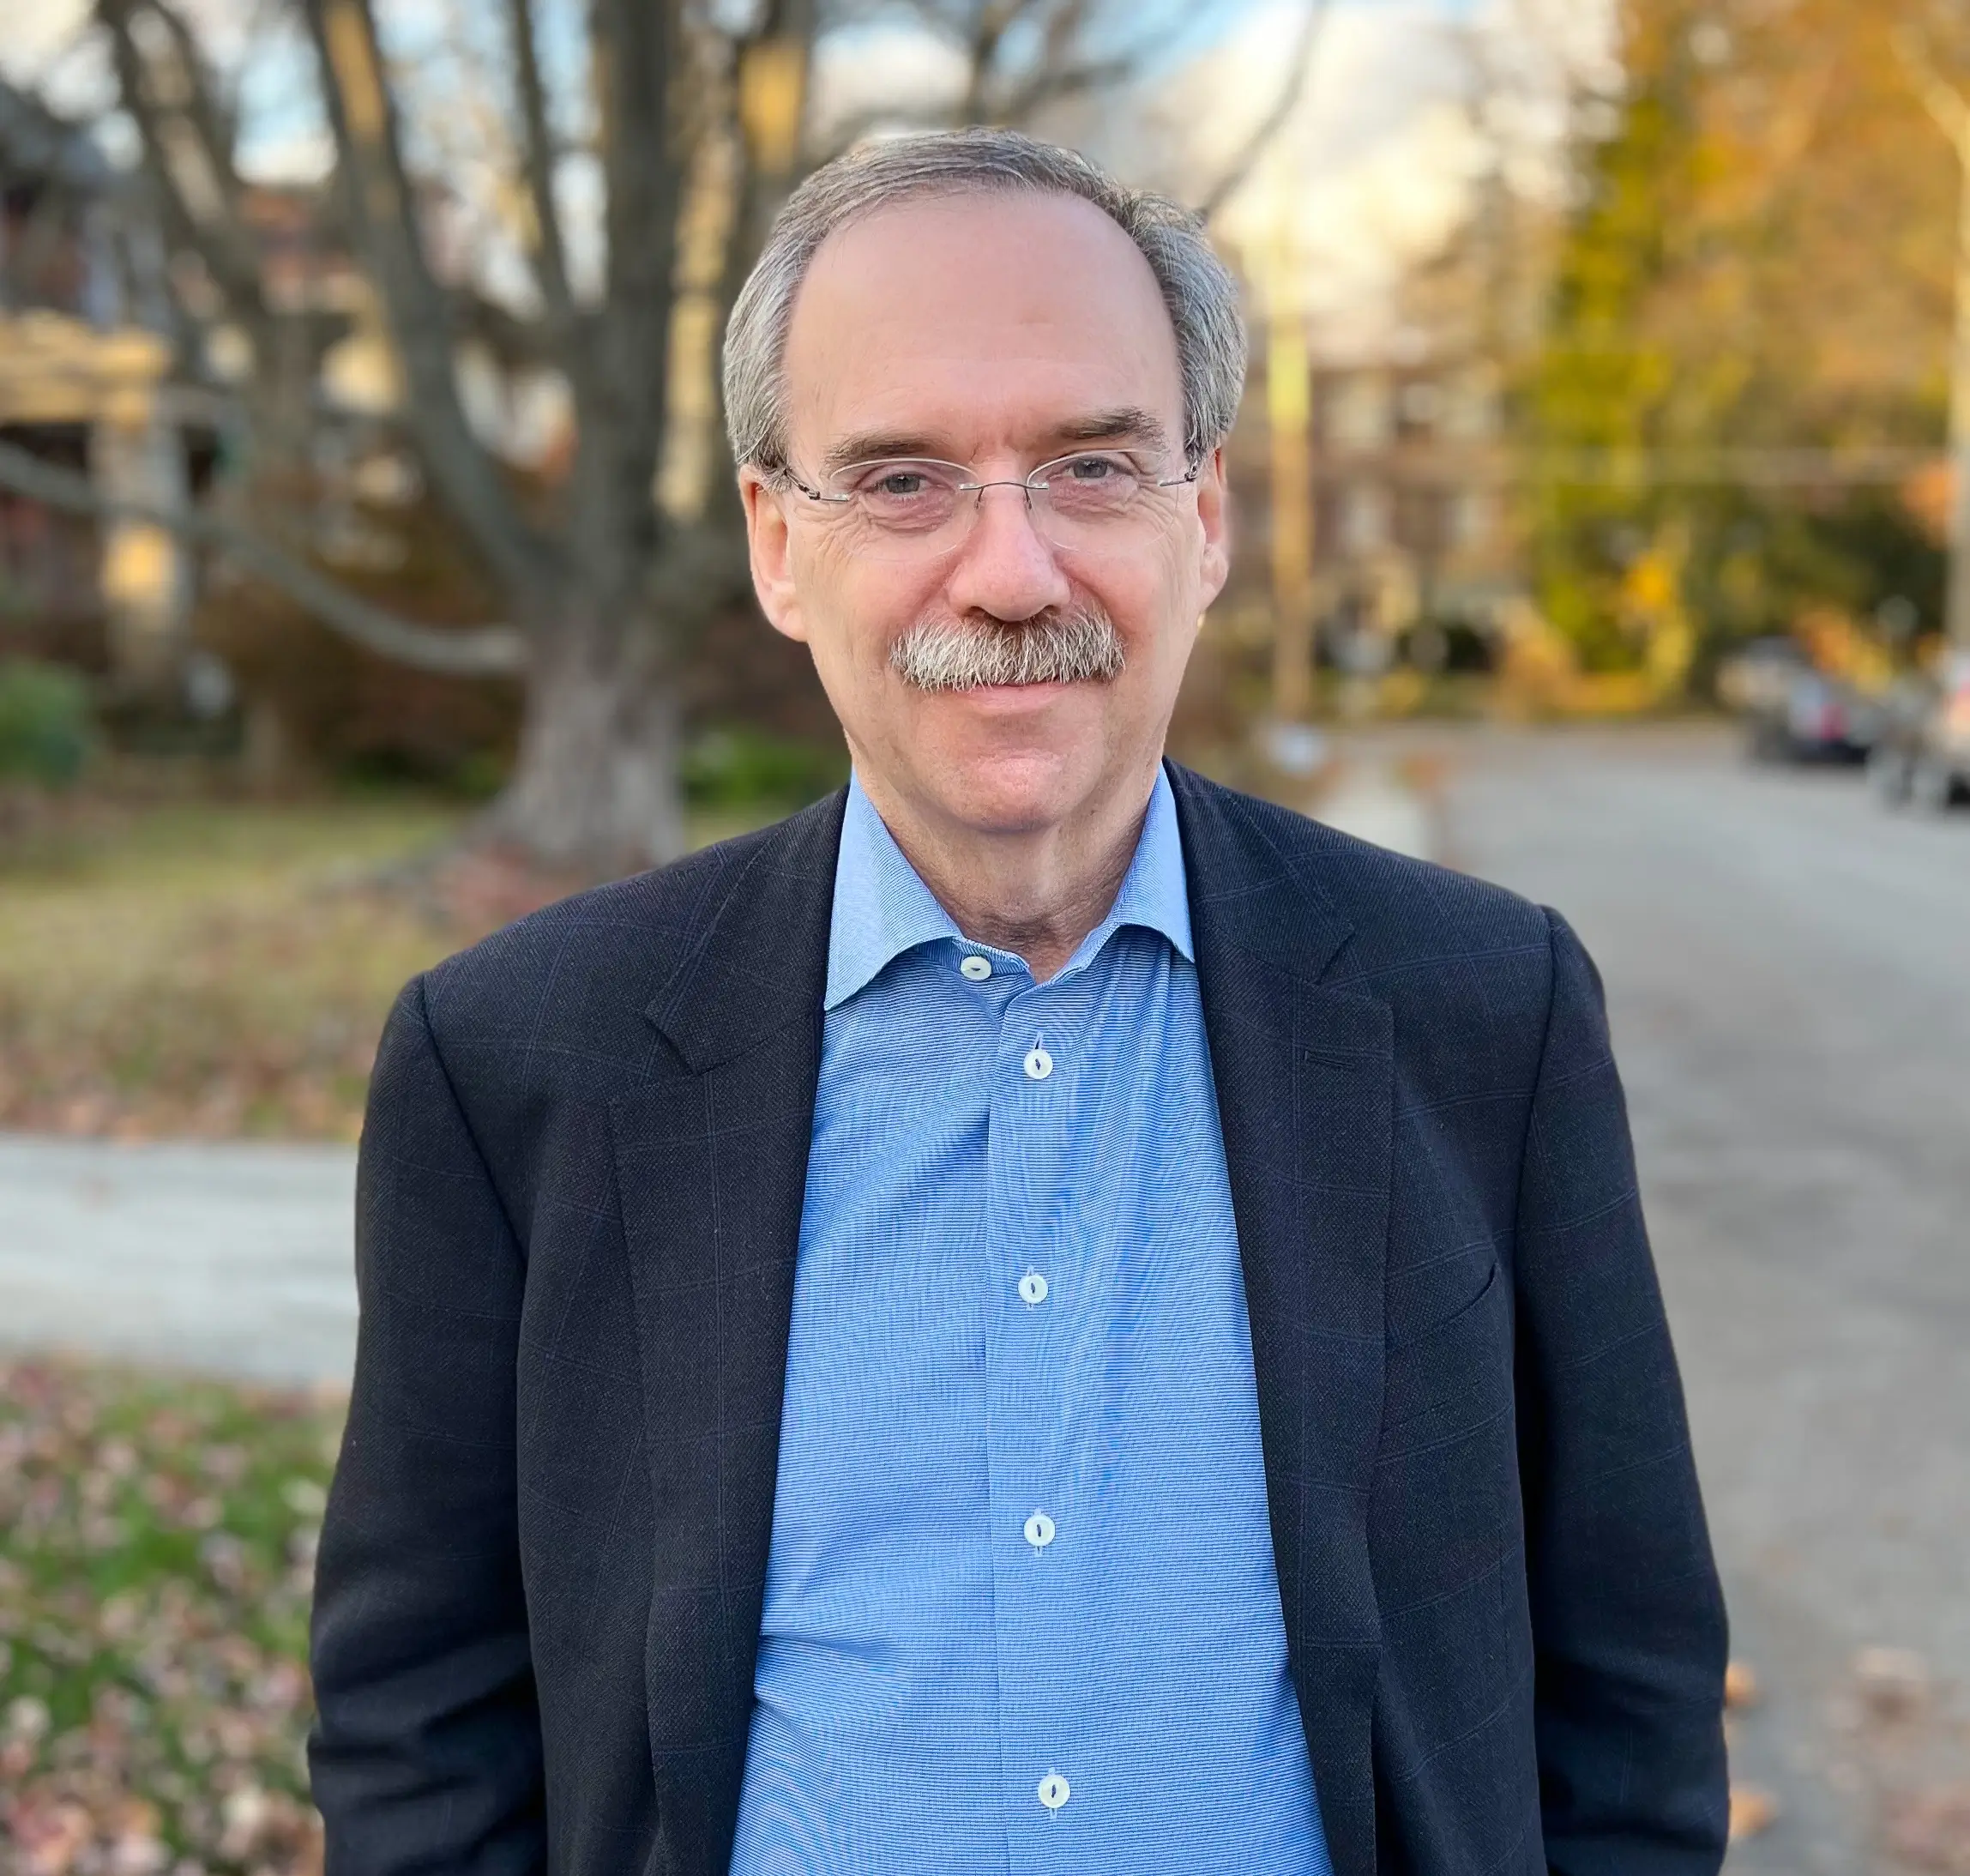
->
[825,765,1193,1011]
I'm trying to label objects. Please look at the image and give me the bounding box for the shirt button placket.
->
[998,997,1075,1854]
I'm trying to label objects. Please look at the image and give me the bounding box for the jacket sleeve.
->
[309,974,545,1874]
[1514,911,1730,1876]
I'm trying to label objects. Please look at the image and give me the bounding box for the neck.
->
[854,758,1161,983]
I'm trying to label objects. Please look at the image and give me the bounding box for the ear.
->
[739,467,809,644]
[1195,445,1231,610]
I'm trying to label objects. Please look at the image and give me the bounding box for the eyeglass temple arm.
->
[785,474,850,504]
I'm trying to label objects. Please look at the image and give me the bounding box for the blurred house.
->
[1309,353,1516,657]
[1226,329,1521,686]
[0,80,199,689]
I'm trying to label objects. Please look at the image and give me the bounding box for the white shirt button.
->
[1023,1510,1055,1550]
[1018,1270,1049,1306]
[960,954,992,981]
[1022,1046,1053,1081]
[1038,1771,1070,1813]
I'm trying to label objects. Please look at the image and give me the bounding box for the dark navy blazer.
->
[309,762,1730,1876]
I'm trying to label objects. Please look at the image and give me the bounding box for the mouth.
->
[906,670,1111,705]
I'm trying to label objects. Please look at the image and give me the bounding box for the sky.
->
[0,0,1612,346]
[816,0,1611,351]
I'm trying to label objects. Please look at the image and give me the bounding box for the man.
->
[310,129,1728,1875]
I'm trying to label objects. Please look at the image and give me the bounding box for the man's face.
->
[739,191,1230,841]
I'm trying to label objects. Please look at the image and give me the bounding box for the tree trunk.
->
[486,603,688,878]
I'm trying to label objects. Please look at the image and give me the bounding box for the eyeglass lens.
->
[816,454,1188,562]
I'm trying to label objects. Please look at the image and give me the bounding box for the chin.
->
[925,739,1093,835]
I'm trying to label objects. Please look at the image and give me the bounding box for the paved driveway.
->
[1436,724,1970,1874]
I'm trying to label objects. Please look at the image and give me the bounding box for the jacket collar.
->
[645,757,1356,1071]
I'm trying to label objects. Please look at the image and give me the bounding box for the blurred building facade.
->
[0,80,200,690]
[1308,353,1517,644]
[1226,328,1522,705]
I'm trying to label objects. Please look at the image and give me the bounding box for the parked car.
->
[1719,636,1879,763]
[1747,668,1882,763]
[1871,653,1970,811]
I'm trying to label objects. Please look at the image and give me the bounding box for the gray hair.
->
[723,127,1248,475]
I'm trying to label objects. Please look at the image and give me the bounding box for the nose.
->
[941,482,1073,624]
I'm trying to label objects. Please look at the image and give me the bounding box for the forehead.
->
[779,190,1185,463]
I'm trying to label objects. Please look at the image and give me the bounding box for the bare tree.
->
[0,0,1247,872]
[1196,0,1328,222]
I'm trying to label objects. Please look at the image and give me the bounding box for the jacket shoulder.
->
[413,799,836,1053]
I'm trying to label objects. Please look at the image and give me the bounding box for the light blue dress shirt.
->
[728,769,1330,1876]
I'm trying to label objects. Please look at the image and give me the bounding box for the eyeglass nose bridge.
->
[957,474,1045,499]
[955,475,1051,523]
[950,475,1058,551]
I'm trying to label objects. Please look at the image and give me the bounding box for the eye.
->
[842,461,957,501]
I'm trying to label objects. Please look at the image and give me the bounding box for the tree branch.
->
[93,0,269,327]
[585,0,685,592]
[0,440,526,678]
[1197,0,1330,221]
[301,0,561,597]
[960,0,1023,123]
[502,0,578,339]
[147,0,246,189]
[708,1,819,493]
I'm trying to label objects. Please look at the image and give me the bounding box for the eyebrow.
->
[818,407,1175,474]
[1051,407,1173,454]
[821,431,943,474]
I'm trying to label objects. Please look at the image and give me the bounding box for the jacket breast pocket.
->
[1380,1256,1509,1446]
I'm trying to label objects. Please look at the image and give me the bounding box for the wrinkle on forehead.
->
[781,193,1185,474]
[820,407,1176,477]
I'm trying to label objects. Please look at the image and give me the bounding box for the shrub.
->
[0,659,95,788]
[682,726,846,811]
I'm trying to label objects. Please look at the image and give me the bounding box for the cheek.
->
[1081,534,1199,657]
[792,539,943,667]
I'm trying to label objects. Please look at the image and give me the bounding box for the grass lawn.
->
[0,1354,343,1874]
[0,792,771,1142]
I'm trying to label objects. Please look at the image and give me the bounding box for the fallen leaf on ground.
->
[1855,1647,1931,1720]
[1726,1660,1761,1710]
[0,1354,341,1873]
[1730,1785,1779,1839]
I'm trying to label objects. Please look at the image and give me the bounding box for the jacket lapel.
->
[608,791,846,1861]
[1170,763,1394,1876]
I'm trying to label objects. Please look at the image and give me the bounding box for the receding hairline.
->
[782,190,1190,465]
[801,174,1166,260]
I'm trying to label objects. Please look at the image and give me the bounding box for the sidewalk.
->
[0,1134,357,1386]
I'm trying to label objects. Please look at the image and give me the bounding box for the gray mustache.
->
[889,606,1126,692]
